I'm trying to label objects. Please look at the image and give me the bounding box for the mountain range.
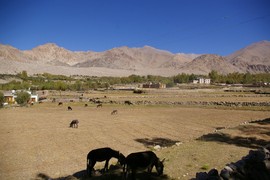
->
[0,40,269,76]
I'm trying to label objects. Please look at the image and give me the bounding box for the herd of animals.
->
[56,98,126,129]
[54,95,128,130]
[56,99,164,179]
[52,98,270,180]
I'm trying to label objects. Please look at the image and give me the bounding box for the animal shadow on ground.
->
[135,137,179,148]
[35,164,169,180]
[197,117,270,149]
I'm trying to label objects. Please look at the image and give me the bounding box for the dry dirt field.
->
[0,89,269,180]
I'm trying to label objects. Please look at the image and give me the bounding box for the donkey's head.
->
[118,152,126,166]
[155,158,165,176]
[69,122,73,127]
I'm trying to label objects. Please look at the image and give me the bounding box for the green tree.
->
[128,74,143,83]
[0,91,4,107]
[15,91,30,106]
[173,73,189,83]
[189,73,197,82]
[208,70,219,83]
[18,70,28,81]
[55,81,67,91]
[226,72,243,84]
[242,73,253,84]
[74,80,83,91]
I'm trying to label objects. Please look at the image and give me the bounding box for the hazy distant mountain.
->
[74,46,174,69]
[226,40,270,73]
[0,44,29,62]
[181,54,242,74]
[0,40,269,76]
[23,43,98,66]
[159,53,199,69]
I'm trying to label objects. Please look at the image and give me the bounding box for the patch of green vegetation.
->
[1,71,270,91]
[200,164,210,170]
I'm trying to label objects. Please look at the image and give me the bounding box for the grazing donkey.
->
[111,110,118,115]
[68,106,72,111]
[124,151,164,179]
[86,147,126,176]
[124,100,133,105]
[70,119,79,128]
[96,103,102,108]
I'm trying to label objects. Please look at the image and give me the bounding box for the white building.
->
[3,90,39,104]
[193,78,211,84]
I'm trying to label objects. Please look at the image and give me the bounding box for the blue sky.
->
[0,0,269,55]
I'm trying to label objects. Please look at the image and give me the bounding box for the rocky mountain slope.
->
[226,40,270,73]
[181,54,242,74]
[0,41,269,76]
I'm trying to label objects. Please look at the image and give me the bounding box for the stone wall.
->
[114,100,270,107]
[195,144,270,180]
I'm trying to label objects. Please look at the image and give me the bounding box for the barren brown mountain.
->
[181,54,242,75]
[74,46,174,69]
[226,40,270,73]
[23,43,97,66]
[0,40,269,76]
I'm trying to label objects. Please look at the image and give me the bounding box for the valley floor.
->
[0,89,269,179]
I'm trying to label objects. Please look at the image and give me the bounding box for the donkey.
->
[124,100,133,105]
[86,147,126,176]
[96,103,102,108]
[111,110,118,115]
[70,119,79,128]
[124,151,164,179]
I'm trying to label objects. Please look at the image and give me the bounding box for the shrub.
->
[15,91,30,106]
[201,164,210,170]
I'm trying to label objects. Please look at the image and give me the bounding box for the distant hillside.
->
[226,40,270,73]
[74,46,175,69]
[0,40,269,76]
[181,54,242,75]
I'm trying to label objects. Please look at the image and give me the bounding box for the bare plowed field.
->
[0,90,269,180]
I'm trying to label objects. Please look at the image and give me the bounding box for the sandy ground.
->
[0,92,269,180]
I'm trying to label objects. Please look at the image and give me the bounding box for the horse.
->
[69,119,79,128]
[68,106,72,111]
[124,151,164,179]
[86,147,126,176]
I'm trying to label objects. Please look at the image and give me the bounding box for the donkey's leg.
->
[87,160,96,176]
[86,160,91,176]
[131,169,136,180]
[124,166,130,180]
[147,164,154,173]
[104,159,110,172]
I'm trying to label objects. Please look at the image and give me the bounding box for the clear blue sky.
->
[0,0,269,55]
